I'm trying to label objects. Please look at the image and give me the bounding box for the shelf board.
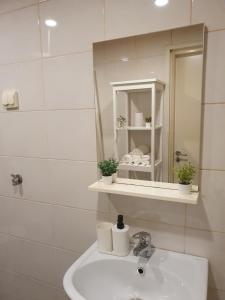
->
[117,125,162,131]
[119,160,161,172]
[88,178,199,205]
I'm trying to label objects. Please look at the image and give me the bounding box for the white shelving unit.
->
[111,78,165,181]
[88,178,199,205]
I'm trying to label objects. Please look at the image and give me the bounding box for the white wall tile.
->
[9,157,51,203]
[10,199,53,244]
[43,52,94,109]
[14,274,57,300]
[187,170,225,232]
[205,31,225,103]
[0,233,12,270]
[0,269,16,300]
[14,239,55,285]
[192,0,225,31]
[0,6,41,64]
[49,160,109,212]
[202,104,225,170]
[0,112,48,158]
[52,206,98,252]
[0,197,12,233]
[52,248,80,288]
[185,229,225,290]
[105,0,190,40]
[0,0,37,14]
[46,110,96,161]
[0,60,44,111]
[39,0,104,57]
[110,195,186,226]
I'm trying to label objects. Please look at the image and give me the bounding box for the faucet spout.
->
[132,231,154,259]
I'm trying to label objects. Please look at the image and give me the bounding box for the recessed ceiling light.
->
[45,19,57,27]
[154,0,169,7]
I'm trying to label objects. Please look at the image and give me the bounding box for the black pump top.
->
[117,214,125,229]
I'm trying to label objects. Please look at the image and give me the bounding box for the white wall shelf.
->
[88,178,199,205]
[111,78,165,181]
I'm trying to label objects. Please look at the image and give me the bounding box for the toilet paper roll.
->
[97,222,113,252]
[135,113,144,127]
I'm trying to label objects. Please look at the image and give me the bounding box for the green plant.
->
[145,117,152,123]
[98,159,117,176]
[117,115,126,128]
[175,162,196,185]
[109,158,119,174]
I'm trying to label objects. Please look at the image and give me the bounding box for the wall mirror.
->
[93,24,205,189]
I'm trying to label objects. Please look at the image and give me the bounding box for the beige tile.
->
[105,0,190,40]
[0,270,16,300]
[14,239,55,285]
[43,52,94,110]
[171,24,203,46]
[104,37,136,63]
[0,60,44,111]
[46,110,97,161]
[110,194,186,226]
[10,199,53,244]
[0,0,37,14]
[0,157,14,197]
[0,196,12,233]
[185,229,225,290]
[205,31,225,103]
[53,248,80,288]
[49,160,109,212]
[39,0,104,56]
[187,170,225,232]
[9,157,51,203]
[0,233,11,270]
[53,206,106,252]
[0,112,48,158]
[0,5,41,64]
[125,217,185,253]
[14,274,57,300]
[192,0,225,31]
[202,104,225,170]
[135,31,171,58]
[207,288,225,300]
[137,55,167,81]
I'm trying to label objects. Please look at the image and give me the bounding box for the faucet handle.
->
[132,231,151,244]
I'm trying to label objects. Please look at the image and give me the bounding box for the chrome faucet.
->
[132,231,154,259]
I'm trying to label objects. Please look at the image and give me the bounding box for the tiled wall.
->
[0,0,224,299]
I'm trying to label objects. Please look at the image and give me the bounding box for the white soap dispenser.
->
[112,215,130,256]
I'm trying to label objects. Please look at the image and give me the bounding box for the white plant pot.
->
[112,173,117,183]
[102,175,113,185]
[178,183,192,194]
[145,122,151,128]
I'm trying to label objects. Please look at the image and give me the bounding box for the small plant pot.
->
[112,173,117,183]
[145,122,151,129]
[102,175,113,185]
[178,183,192,194]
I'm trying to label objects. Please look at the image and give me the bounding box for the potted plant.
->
[175,162,196,194]
[109,158,119,182]
[98,159,116,185]
[145,117,152,128]
[117,115,126,128]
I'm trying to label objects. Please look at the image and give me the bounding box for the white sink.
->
[63,242,208,300]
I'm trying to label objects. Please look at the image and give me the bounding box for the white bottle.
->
[112,215,130,256]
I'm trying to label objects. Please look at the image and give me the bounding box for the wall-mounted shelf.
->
[116,125,162,131]
[119,160,162,172]
[88,178,199,205]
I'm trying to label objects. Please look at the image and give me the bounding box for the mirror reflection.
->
[93,24,205,187]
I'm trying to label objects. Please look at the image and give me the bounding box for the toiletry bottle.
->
[112,215,130,256]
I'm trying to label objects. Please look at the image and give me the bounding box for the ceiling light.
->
[154,0,169,7]
[45,19,57,27]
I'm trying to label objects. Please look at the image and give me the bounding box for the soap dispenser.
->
[112,215,130,256]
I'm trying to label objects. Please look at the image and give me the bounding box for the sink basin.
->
[63,242,208,300]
